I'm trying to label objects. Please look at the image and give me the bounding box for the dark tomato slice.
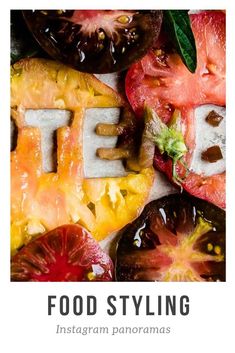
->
[116,194,225,282]
[23,10,163,74]
[125,11,225,208]
[11,10,43,64]
[11,224,113,282]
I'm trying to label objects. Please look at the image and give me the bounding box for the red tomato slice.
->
[11,224,113,282]
[154,153,226,209]
[125,11,225,208]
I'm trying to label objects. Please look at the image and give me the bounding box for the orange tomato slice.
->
[11,58,154,253]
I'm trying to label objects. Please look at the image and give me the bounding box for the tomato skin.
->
[125,11,226,208]
[11,224,113,282]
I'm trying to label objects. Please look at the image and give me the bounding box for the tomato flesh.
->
[154,152,226,209]
[125,11,226,208]
[126,11,225,120]
[11,58,154,253]
[11,224,113,282]
[23,10,163,73]
[116,194,225,282]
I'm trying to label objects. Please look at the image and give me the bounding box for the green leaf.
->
[163,10,197,73]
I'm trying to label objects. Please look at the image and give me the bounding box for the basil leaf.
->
[164,10,197,73]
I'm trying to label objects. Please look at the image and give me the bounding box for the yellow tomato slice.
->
[11,58,154,252]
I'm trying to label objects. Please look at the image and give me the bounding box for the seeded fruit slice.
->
[116,194,225,282]
[11,224,113,281]
[125,11,226,208]
[23,10,163,73]
[11,58,154,253]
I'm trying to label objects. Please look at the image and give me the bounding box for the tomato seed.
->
[117,15,130,24]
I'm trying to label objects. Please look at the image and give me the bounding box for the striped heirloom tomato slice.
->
[11,58,154,253]
[23,10,163,74]
[116,194,225,282]
[11,224,113,281]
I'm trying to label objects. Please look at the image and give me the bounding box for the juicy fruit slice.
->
[11,58,154,253]
[126,11,225,120]
[11,224,113,281]
[125,11,225,208]
[116,194,225,282]
[23,10,163,73]
[155,155,226,209]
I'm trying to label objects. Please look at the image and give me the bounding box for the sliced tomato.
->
[126,11,225,120]
[11,58,154,253]
[125,11,225,208]
[23,10,163,74]
[116,194,225,282]
[11,224,113,281]
[154,153,226,209]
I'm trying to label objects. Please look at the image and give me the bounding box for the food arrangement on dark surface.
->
[10,10,226,281]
